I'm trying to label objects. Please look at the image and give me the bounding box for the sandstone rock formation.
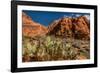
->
[73,16,90,40]
[47,16,90,40]
[22,12,48,37]
[47,17,73,38]
[22,12,90,40]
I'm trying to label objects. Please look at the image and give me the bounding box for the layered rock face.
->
[47,16,90,40]
[22,12,89,40]
[22,12,48,37]
[47,17,73,38]
[73,16,90,40]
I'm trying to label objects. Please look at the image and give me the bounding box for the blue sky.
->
[23,10,90,26]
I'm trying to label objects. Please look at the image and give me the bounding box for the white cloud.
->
[63,15,72,18]
[75,14,81,17]
[71,14,82,18]
[71,14,74,16]
[84,15,90,20]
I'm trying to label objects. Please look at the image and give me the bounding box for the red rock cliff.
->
[22,12,48,37]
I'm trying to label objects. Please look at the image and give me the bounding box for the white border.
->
[17,5,94,68]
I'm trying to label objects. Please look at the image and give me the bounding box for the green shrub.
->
[22,35,90,62]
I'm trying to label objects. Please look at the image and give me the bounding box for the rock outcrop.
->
[22,12,90,40]
[47,16,90,40]
[73,16,90,40]
[22,12,48,37]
